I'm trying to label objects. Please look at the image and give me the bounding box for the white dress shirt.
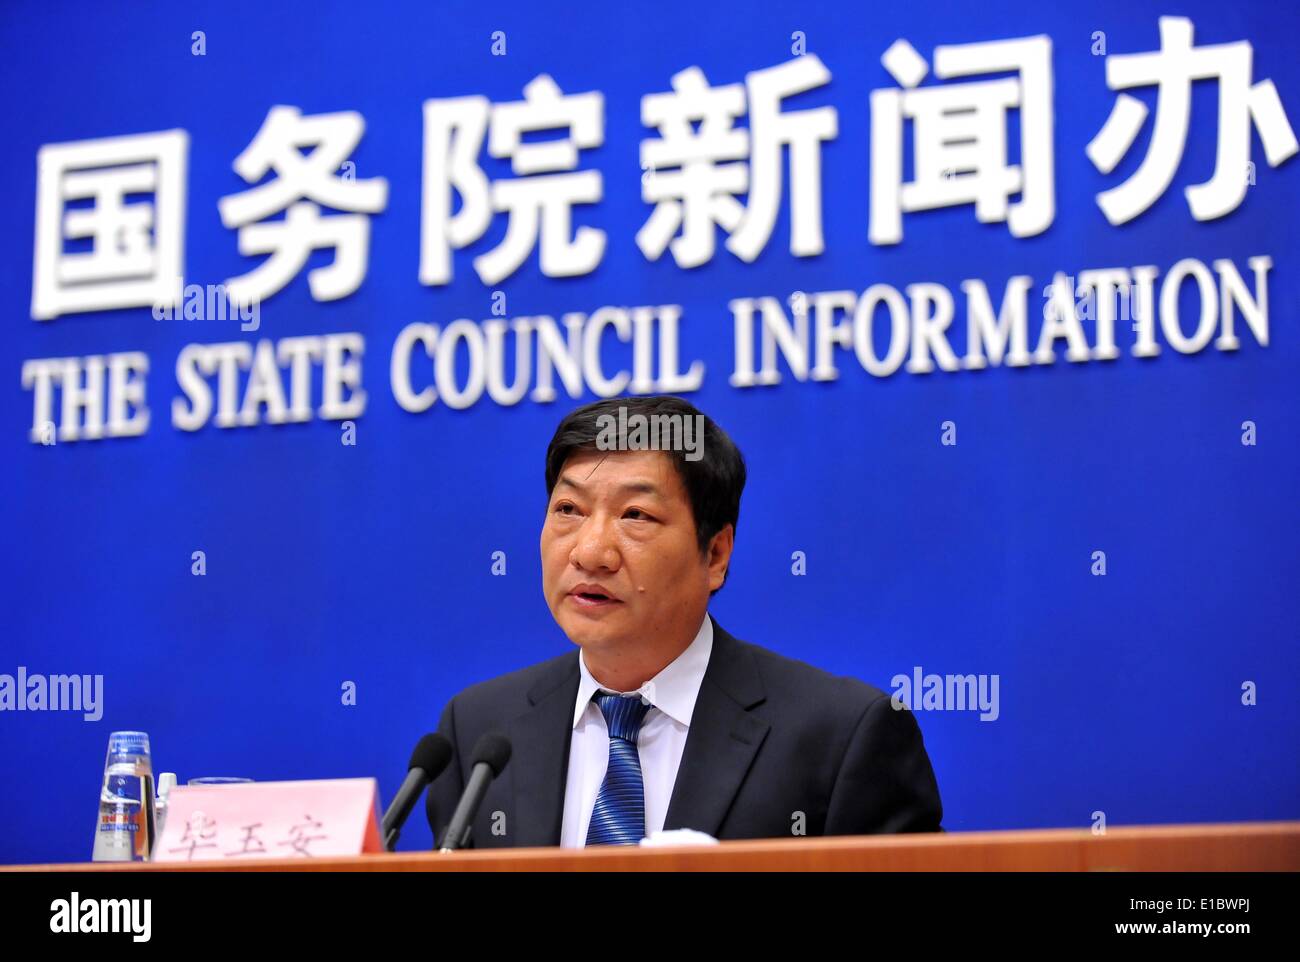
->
[560,614,713,847]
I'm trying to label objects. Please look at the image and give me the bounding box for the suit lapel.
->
[663,618,770,836]
[507,653,579,847]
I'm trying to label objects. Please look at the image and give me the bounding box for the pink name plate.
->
[153,777,383,863]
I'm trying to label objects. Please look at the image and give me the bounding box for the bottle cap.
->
[106,731,151,759]
[157,772,177,799]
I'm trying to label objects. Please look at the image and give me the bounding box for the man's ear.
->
[705,524,735,592]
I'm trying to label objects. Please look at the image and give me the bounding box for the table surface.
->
[6,820,1298,871]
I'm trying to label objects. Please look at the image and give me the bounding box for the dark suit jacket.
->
[425,617,943,847]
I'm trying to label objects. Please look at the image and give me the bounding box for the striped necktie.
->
[585,692,652,846]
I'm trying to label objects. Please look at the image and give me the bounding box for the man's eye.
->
[624,508,653,521]
[553,502,577,515]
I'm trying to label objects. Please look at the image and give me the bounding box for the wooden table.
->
[7,821,1298,871]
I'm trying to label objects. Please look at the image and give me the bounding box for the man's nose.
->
[571,512,620,571]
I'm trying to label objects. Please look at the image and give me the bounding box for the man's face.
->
[540,448,730,655]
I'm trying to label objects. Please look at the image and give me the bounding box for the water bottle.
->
[91,731,156,862]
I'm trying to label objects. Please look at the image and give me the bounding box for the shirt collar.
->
[573,614,713,730]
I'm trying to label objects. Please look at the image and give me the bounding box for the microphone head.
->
[470,732,512,775]
[409,732,453,777]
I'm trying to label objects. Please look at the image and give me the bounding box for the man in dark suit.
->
[427,396,942,848]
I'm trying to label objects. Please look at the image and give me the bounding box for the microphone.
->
[438,732,512,852]
[382,733,453,852]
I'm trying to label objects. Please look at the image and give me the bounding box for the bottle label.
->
[105,774,144,803]
[98,814,139,833]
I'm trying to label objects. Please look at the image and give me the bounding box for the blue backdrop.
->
[2,0,1297,864]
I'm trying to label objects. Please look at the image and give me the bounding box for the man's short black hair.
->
[545,395,746,588]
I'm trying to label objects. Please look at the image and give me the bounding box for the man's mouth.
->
[567,585,621,608]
